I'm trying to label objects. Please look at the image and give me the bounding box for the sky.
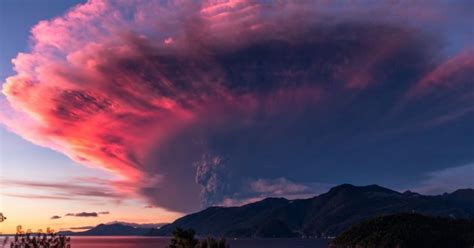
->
[0,0,473,234]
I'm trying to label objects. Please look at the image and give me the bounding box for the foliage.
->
[9,233,71,248]
[331,213,474,248]
[168,228,199,248]
[168,228,229,248]
[199,237,229,248]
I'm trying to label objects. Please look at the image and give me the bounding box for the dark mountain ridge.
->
[154,184,474,237]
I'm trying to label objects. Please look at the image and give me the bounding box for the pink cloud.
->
[409,47,474,97]
[1,0,330,211]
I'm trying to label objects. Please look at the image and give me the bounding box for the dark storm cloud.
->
[1,0,473,212]
[50,215,61,220]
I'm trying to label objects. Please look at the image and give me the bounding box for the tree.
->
[168,228,230,248]
[199,237,229,248]
[168,228,199,248]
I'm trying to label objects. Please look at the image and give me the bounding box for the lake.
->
[1,236,330,248]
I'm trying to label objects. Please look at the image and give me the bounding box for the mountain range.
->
[154,184,474,237]
[58,223,152,236]
[58,221,168,236]
[59,184,474,238]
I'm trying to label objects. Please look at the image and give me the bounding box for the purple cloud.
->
[64,211,109,217]
[71,212,98,218]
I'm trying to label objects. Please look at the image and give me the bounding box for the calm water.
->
[1,236,329,248]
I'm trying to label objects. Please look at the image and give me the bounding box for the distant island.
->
[57,222,167,236]
[331,213,474,248]
[58,184,474,239]
[58,223,153,236]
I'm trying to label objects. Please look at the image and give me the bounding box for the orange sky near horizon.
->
[0,192,182,234]
[0,129,182,235]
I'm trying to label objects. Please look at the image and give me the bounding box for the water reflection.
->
[1,236,329,248]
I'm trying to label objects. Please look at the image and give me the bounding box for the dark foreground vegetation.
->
[331,213,474,248]
[168,228,229,248]
[7,233,70,248]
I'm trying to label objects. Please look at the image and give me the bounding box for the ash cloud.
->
[1,0,473,212]
[195,154,230,207]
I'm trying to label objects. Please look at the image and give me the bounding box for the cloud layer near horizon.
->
[1,0,473,212]
[65,211,109,217]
